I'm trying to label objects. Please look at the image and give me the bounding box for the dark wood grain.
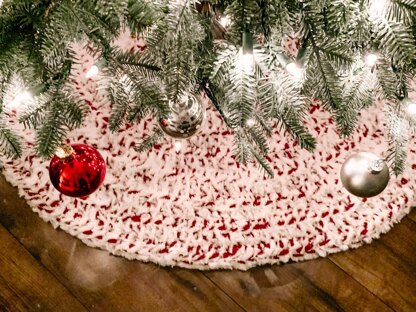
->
[378,217,416,272]
[204,257,392,312]
[408,208,416,223]
[329,216,416,311]
[0,173,415,312]
[0,225,87,312]
[0,175,243,312]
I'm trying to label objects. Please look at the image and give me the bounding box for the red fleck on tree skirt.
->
[1,44,415,270]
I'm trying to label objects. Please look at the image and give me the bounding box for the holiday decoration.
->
[2,88,415,270]
[0,1,415,176]
[49,144,106,197]
[159,93,205,139]
[340,152,390,198]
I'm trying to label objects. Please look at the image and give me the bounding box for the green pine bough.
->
[0,0,415,177]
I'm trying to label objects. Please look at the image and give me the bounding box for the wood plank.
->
[0,225,86,312]
[204,257,392,312]
[378,217,416,271]
[408,209,416,223]
[329,217,416,311]
[0,175,244,312]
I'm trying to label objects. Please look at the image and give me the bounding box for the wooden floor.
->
[0,175,415,311]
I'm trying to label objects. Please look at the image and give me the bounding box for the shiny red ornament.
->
[49,144,106,197]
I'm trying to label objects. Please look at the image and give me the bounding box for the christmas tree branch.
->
[135,128,164,152]
[336,63,374,137]
[0,120,22,159]
[385,105,409,175]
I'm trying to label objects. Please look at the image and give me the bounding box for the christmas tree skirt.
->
[1,60,415,271]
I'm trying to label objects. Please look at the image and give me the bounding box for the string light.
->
[368,0,390,18]
[174,141,182,153]
[3,76,34,111]
[246,118,255,127]
[406,102,416,116]
[85,64,99,78]
[403,98,416,121]
[275,54,304,80]
[238,52,254,72]
[8,90,33,109]
[219,15,231,28]
[285,62,304,80]
[239,31,254,72]
[365,53,378,67]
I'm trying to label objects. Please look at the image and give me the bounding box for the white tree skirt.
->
[1,47,415,270]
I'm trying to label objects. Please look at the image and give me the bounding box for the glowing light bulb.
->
[403,98,416,121]
[86,65,99,78]
[246,118,255,127]
[8,91,33,109]
[368,0,390,18]
[365,53,378,67]
[219,15,231,28]
[238,52,254,73]
[406,103,416,115]
[174,141,182,153]
[286,62,304,80]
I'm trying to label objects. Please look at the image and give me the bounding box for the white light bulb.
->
[368,0,390,18]
[238,52,254,73]
[8,91,33,109]
[219,15,231,28]
[405,101,416,120]
[365,54,378,67]
[246,118,255,127]
[406,103,416,115]
[86,65,99,78]
[174,141,182,153]
[285,62,304,80]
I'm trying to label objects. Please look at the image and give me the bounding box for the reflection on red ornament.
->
[49,144,106,197]
[161,118,169,127]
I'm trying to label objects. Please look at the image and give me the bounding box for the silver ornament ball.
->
[340,152,390,198]
[159,93,204,139]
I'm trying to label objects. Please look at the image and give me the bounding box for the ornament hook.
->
[55,144,74,159]
[369,159,384,173]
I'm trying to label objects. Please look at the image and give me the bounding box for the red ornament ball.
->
[49,144,106,197]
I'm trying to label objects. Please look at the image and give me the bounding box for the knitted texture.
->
[0,38,415,270]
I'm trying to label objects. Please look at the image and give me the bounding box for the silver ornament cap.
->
[159,93,204,139]
[340,152,390,198]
